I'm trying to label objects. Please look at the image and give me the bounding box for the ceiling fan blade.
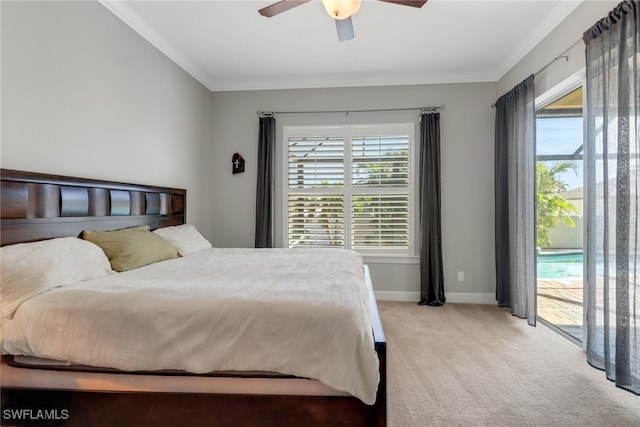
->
[377,0,428,8]
[335,17,355,42]
[258,0,311,18]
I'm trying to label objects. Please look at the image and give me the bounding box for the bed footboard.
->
[0,389,382,427]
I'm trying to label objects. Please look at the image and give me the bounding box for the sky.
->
[536,116,583,190]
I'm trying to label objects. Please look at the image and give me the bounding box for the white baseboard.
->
[446,292,496,305]
[375,291,495,305]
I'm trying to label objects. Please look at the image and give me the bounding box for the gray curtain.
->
[255,116,275,248]
[418,113,445,306]
[584,0,639,394]
[494,75,537,326]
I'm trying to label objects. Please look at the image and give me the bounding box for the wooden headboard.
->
[0,169,186,246]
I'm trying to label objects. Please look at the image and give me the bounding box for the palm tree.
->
[536,161,579,248]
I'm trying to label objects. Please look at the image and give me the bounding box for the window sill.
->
[362,255,420,265]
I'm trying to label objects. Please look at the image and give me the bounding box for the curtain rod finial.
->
[419,105,445,115]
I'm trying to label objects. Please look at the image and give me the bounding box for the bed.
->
[0,169,387,427]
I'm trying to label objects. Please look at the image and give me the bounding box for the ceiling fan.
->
[258,0,428,42]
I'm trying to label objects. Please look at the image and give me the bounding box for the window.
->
[283,124,415,255]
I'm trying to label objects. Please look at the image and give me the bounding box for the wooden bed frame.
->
[0,169,387,427]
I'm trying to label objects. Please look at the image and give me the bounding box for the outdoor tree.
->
[536,161,579,248]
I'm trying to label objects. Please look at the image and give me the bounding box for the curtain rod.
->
[533,37,583,77]
[257,105,445,117]
[491,37,583,108]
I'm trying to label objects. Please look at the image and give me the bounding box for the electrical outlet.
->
[457,271,464,282]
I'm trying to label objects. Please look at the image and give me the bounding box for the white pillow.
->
[1,237,114,319]
[153,224,212,256]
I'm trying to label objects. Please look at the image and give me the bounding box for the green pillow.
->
[83,226,179,272]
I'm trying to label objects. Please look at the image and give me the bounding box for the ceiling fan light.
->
[320,0,361,20]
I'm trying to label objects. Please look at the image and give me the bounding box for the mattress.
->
[1,356,349,397]
[1,248,379,404]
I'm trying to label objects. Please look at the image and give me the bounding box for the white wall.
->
[1,1,214,238]
[210,83,497,302]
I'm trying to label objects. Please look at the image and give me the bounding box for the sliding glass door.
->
[535,86,584,342]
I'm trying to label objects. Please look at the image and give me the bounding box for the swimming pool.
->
[537,252,583,279]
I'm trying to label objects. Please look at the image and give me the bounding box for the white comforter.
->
[1,248,379,404]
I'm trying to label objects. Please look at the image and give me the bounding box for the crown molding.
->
[98,0,580,92]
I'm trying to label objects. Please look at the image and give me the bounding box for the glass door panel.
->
[535,86,584,342]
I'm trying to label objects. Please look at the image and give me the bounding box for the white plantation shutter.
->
[284,125,414,254]
[351,194,410,248]
[287,136,345,247]
[288,194,344,247]
[287,136,344,188]
[351,135,410,249]
[352,136,409,188]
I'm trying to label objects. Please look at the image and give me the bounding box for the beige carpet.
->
[378,301,640,427]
